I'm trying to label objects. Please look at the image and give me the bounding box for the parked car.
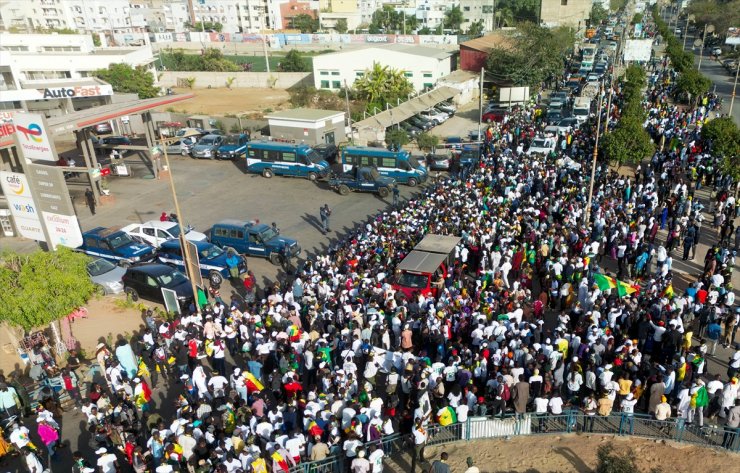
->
[166,136,198,156]
[121,220,208,248]
[86,258,126,294]
[216,133,249,160]
[399,121,423,137]
[406,116,433,131]
[96,136,132,150]
[157,239,247,285]
[419,109,449,125]
[545,109,564,124]
[191,134,224,159]
[121,263,194,307]
[77,227,157,266]
[526,136,557,155]
[549,91,569,109]
[482,108,507,123]
[435,102,456,116]
[175,127,206,139]
[425,153,451,171]
[92,122,113,135]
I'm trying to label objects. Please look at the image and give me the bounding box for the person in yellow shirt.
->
[618,374,633,402]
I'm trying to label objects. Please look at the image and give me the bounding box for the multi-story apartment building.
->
[459,0,494,32]
[0,0,145,33]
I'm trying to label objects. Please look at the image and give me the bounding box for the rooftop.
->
[460,33,516,53]
[266,108,345,122]
[317,44,454,61]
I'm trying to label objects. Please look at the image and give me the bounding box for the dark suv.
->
[121,263,194,308]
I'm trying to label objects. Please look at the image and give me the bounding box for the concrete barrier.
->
[158,71,312,89]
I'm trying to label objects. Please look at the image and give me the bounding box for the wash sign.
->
[0,171,45,241]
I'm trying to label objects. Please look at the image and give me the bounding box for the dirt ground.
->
[417,435,736,473]
[0,296,148,375]
[164,87,291,116]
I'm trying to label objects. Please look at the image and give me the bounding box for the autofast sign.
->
[0,171,45,241]
[0,83,114,102]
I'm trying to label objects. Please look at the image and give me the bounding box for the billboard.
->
[623,39,654,62]
[0,171,45,241]
[10,112,56,162]
[27,164,82,250]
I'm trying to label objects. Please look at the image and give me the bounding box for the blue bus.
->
[244,141,330,181]
[340,146,427,186]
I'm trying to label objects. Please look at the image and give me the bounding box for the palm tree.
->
[354,62,413,111]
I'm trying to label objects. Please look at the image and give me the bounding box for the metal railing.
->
[286,412,740,473]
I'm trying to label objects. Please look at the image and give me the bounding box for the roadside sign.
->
[181,234,203,288]
[161,287,181,315]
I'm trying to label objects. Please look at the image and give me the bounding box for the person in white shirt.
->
[621,393,638,433]
[534,395,549,432]
[367,443,384,473]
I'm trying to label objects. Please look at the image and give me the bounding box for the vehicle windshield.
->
[199,136,217,145]
[532,139,546,147]
[306,149,324,164]
[108,232,135,249]
[158,270,189,287]
[408,156,421,169]
[369,168,381,180]
[574,109,589,116]
[199,245,224,259]
[224,135,240,145]
[397,271,429,289]
[166,225,181,238]
[259,227,278,241]
[87,258,116,276]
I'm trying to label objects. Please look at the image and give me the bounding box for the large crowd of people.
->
[3,20,740,473]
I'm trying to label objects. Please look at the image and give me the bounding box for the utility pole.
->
[159,137,200,314]
[730,58,739,116]
[697,24,714,71]
[682,15,694,50]
[344,80,353,142]
[262,35,270,74]
[584,81,605,229]
[478,67,484,139]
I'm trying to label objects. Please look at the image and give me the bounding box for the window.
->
[404,72,413,77]
[145,276,158,287]
[331,71,339,76]
[281,152,296,163]
[381,157,396,168]
[0,45,28,52]
[320,80,330,89]
[143,228,155,236]
[25,70,71,80]
[332,81,341,89]
[424,83,434,89]
[355,71,364,77]
[228,229,244,239]
[482,6,493,13]
[561,0,567,4]
[463,6,470,11]
[422,73,433,78]
[320,71,329,75]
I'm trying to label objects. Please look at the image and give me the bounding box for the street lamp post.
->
[697,23,715,71]
[158,136,201,314]
[731,58,740,116]
[584,81,605,229]
[682,14,694,50]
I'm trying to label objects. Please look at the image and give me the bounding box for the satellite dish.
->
[706,24,715,33]
[694,39,703,47]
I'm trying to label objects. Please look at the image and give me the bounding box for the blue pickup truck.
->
[157,239,247,285]
[210,220,301,265]
[216,133,249,160]
[78,227,157,266]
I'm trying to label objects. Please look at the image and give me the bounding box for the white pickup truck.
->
[573,97,592,124]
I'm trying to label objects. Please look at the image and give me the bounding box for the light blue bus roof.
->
[343,146,410,157]
[246,141,312,151]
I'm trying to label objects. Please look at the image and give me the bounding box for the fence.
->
[286,412,740,473]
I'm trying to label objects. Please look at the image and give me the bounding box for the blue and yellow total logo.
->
[16,122,43,143]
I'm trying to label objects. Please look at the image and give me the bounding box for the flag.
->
[307,420,323,437]
[615,279,640,298]
[593,273,616,291]
[662,284,674,299]
[271,451,290,473]
[244,371,264,392]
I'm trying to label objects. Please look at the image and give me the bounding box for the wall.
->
[158,71,313,89]
[460,46,488,72]
[539,0,590,30]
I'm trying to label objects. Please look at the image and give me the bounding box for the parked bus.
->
[340,146,427,186]
[244,141,330,181]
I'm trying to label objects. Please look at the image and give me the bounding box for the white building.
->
[459,0,494,32]
[0,33,155,115]
[415,0,448,30]
[0,0,145,33]
[312,44,453,92]
[189,0,277,33]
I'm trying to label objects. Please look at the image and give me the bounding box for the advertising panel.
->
[0,171,45,241]
[11,112,56,162]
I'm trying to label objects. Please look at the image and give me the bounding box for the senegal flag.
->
[244,371,264,392]
[271,451,290,473]
[593,274,639,298]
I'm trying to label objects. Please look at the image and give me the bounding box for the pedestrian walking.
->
[85,188,96,215]
[392,184,400,207]
[320,204,331,234]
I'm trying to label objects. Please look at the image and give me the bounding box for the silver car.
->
[87,258,126,294]
[190,134,223,159]
[166,136,197,156]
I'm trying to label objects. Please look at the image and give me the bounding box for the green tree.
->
[495,0,538,26]
[185,21,223,32]
[279,49,309,72]
[674,69,712,104]
[354,62,414,112]
[200,48,242,72]
[416,132,440,151]
[687,0,740,37]
[369,6,418,33]
[0,248,95,332]
[335,18,349,33]
[590,3,608,26]
[702,117,740,177]
[93,63,159,99]
[92,33,101,47]
[291,14,319,33]
[466,19,485,37]
[632,13,643,25]
[418,26,432,35]
[601,117,655,169]
[610,0,628,11]
[386,128,410,148]
[443,5,464,32]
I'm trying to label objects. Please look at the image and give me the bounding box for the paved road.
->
[661,9,739,124]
